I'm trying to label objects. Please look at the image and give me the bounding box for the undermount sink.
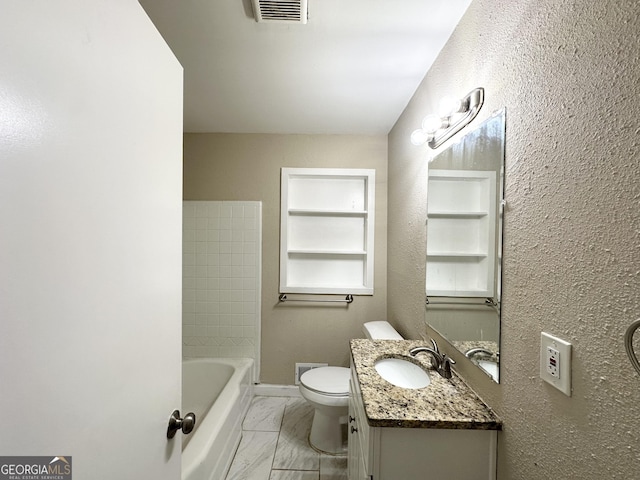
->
[374,357,431,389]
[478,360,499,382]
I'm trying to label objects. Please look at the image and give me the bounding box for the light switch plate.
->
[540,332,572,396]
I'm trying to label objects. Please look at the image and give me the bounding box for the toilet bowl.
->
[298,321,403,454]
[299,366,350,454]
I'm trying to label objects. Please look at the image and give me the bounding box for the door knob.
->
[167,409,196,439]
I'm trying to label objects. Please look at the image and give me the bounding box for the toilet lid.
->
[300,367,350,396]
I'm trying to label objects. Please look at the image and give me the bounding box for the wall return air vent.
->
[252,0,308,24]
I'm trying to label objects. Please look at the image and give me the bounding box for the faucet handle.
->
[442,353,455,365]
[439,354,456,379]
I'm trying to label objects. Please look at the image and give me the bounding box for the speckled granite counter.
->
[350,339,502,430]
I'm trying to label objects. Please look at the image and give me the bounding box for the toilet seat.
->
[300,367,350,397]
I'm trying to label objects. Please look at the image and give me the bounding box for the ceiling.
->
[139,0,472,135]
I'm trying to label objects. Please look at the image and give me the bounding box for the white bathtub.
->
[182,358,254,480]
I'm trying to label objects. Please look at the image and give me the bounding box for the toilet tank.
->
[362,321,403,340]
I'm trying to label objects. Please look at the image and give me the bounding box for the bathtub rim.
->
[181,357,254,480]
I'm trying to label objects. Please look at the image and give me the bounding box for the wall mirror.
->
[425,108,505,382]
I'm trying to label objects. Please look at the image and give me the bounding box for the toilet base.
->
[308,408,348,455]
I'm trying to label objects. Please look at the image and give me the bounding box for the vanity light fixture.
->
[410,87,485,149]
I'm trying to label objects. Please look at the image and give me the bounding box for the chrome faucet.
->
[464,347,493,359]
[409,338,456,379]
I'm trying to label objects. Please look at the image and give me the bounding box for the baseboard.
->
[253,383,302,397]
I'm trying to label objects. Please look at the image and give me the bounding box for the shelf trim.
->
[288,208,368,216]
[426,252,488,258]
[427,211,488,218]
[281,285,373,295]
[288,249,367,256]
[426,289,491,297]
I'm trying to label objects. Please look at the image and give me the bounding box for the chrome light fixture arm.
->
[428,88,484,149]
[410,88,485,150]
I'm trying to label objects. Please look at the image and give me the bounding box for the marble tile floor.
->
[225,396,348,480]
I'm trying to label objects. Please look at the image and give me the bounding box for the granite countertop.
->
[350,339,502,430]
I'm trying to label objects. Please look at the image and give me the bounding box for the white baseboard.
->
[253,383,302,397]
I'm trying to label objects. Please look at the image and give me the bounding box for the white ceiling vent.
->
[252,0,308,24]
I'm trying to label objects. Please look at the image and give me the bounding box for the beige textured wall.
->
[184,133,388,384]
[388,0,640,478]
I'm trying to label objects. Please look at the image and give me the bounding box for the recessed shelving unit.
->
[426,169,496,298]
[280,168,375,295]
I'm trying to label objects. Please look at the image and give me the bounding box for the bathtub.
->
[182,358,254,480]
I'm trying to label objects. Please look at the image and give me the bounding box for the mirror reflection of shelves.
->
[280,168,375,295]
[426,169,496,298]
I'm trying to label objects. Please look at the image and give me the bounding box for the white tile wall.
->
[183,201,261,381]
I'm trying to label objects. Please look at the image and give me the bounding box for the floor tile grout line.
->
[267,396,296,478]
[229,396,284,480]
[272,397,321,478]
[230,396,347,479]
[267,398,287,478]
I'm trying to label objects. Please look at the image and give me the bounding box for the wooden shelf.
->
[288,209,368,217]
[427,211,488,218]
[427,252,488,258]
[427,288,491,297]
[288,250,367,256]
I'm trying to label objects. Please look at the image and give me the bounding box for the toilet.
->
[298,321,403,454]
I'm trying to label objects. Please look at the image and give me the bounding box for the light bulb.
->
[438,96,463,118]
[410,129,429,146]
[421,114,443,134]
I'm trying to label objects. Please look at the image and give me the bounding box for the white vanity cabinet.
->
[348,373,372,480]
[348,365,498,480]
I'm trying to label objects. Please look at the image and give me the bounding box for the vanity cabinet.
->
[348,363,497,480]
[348,373,371,480]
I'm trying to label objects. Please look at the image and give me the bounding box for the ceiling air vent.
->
[252,0,308,24]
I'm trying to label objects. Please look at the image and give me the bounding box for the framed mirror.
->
[425,109,505,382]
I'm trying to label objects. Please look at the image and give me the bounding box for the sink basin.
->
[478,360,499,382]
[374,357,431,389]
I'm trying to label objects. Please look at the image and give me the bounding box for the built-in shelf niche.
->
[280,168,375,295]
[426,169,496,297]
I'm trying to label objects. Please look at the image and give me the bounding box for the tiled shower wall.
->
[182,201,261,381]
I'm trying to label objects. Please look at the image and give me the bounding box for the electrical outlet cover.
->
[540,332,572,396]
[546,346,560,378]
